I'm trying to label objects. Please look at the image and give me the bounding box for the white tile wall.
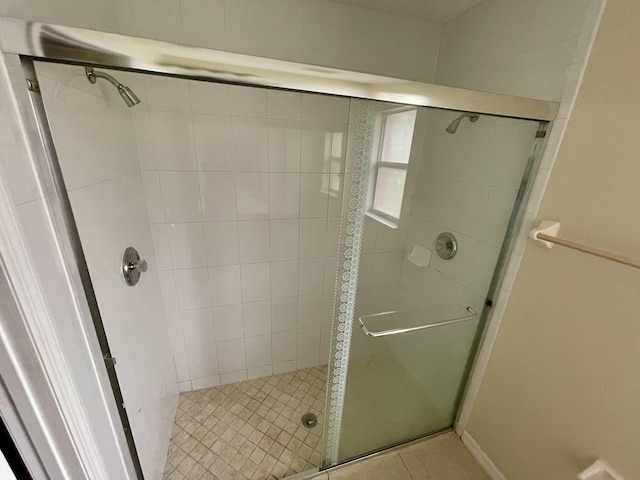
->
[209,265,242,306]
[213,304,244,341]
[150,111,196,170]
[174,268,211,309]
[238,220,270,263]
[244,334,272,368]
[167,223,206,269]
[269,173,300,218]
[192,114,233,171]
[217,339,247,373]
[135,74,348,389]
[242,300,271,337]
[236,173,270,220]
[199,172,237,221]
[345,103,543,402]
[271,297,298,332]
[187,343,219,379]
[233,117,269,171]
[299,218,327,259]
[269,121,302,172]
[393,109,540,315]
[159,172,201,222]
[270,219,299,261]
[203,221,239,265]
[240,262,271,302]
[181,308,215,346]
[271,260,299,299]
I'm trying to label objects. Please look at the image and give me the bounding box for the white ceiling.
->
[329,0,484,24]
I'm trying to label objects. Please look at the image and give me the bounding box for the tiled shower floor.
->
[163,365,327,480]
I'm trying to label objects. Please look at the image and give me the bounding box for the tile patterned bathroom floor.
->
[311,432,489,480]
[163,365,327,480]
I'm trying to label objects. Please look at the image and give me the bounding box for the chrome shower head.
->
[85,67,140,107]
[446,113,478,134]
[118,85,141,107]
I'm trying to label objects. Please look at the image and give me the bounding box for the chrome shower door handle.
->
[359,306,478,338]
[122,247,147,286]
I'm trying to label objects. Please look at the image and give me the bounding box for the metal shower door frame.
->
[0,15,558,479]
[0,18,558,121]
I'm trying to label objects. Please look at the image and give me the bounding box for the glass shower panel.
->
[323,99,542,465]
[34,59,359,478]
[340,306,479,460]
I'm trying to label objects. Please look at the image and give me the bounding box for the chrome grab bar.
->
[359,306,478,338]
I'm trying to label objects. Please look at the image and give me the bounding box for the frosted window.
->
[380,109,416,165]
[370,109,416,223]
[372,167,407,219]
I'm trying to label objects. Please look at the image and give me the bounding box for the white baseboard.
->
[461,431,508,480]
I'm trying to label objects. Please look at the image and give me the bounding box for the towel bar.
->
[530,219,640,270]
[359,306,478,338]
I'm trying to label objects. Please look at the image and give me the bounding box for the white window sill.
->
[365,210,399,229]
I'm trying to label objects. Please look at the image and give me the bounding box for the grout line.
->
[396,450,415,479]
[66,169,143,193]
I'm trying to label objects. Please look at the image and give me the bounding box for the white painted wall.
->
[0,0,118,32]
[115,0,442,82]
[34,62,178,480]
[436,0,593,101]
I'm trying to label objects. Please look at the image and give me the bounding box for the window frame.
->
[367,107,417,228]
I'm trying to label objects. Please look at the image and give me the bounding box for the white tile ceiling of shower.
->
[132,72,350,391]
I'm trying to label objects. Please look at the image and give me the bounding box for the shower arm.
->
[85,66,124,89]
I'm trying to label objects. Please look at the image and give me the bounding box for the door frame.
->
[0,16,558,479]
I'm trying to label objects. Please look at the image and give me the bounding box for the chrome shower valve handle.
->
[122,247,147,286]
[128,258,148,273]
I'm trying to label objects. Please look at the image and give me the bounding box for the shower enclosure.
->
[1,18,554,480]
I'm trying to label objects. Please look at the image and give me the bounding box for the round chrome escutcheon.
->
[435,232,458,260]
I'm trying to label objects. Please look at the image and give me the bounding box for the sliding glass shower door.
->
[323,99,543,465]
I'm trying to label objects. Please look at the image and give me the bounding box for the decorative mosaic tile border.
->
[322,101,378,466]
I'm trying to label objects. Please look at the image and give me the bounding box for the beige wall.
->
[465,1,640,479]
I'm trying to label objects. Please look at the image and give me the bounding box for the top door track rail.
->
[0,17,558,121]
